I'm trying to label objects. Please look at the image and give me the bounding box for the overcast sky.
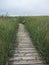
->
[0,0,49,16]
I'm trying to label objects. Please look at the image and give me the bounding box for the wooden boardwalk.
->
[8,23,45,65]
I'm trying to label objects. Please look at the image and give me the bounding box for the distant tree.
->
[18,17,25,23]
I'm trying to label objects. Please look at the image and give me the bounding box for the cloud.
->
[0,0,49,16]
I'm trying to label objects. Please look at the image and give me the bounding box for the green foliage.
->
[25,16,49,63]
[0,17,18,65]
[18,16,25,23]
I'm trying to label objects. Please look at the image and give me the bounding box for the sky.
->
[0,0,49,16]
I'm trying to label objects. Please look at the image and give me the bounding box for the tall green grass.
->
[0,16,18,65]
[25,16,49,63]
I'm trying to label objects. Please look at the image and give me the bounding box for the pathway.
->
[8,23,45,65]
